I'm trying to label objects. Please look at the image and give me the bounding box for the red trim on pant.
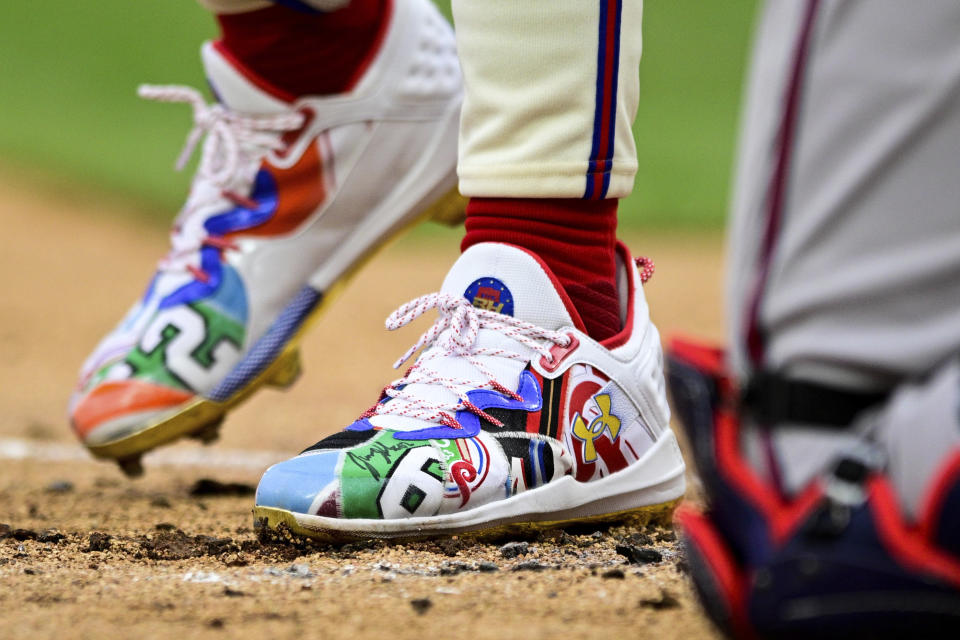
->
[744,0,821,367]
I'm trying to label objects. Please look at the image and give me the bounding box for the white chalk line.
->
[0,437,289,471]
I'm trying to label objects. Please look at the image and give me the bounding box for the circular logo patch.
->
[463,277,514,316]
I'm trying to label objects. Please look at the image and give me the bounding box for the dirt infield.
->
[0,178,725,639]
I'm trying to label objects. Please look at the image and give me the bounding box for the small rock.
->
[602,568,626,580]
[477,561,499,572]
[410,598,432,615]
[499,541,529,559]
[0,524,10,538]
[189,479,255,497]
[439,561,472,576]
[616,544,662,565]
[624,532,653,546]
[154,523,177,531]
[223,553,248,567]
[512,561,549,572]
[86,532,112,552]
[207,618,225,629]
[23,567,38,575]
[639,590,680,610]
[656,529,677,543]
[11,529,39,541]
[37,529,65,544]
[44,480,74,494]
[223,587,245,598]
[150,496,172,509]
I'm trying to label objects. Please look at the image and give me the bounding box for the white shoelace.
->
[137,85,305,276]
[360,292,572,430]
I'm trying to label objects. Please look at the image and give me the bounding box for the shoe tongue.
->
[441,243,585,332]
[201,41,290,114]
[367,243,583,432]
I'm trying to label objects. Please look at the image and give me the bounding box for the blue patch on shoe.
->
[160,169,278,310]
[395,369,542,441]
[255,450,340,515]
[463,277,514,316]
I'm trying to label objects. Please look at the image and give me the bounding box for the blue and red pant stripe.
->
[584,0,623,200]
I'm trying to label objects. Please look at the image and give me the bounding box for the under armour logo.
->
[571,394,621,464]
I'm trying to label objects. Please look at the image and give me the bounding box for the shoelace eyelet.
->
[540,333,580,373]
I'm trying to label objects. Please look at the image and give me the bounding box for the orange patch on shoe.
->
[71,380,194,439]
[230,142,326,239]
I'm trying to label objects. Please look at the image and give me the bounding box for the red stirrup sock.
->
[215,0,390,99]
[461,198,621,341]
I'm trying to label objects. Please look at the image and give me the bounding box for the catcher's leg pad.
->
[667,337,960,640]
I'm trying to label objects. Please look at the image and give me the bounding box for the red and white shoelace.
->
[360,292,572,430]
[138,85,305,280]
[138,84,303,185]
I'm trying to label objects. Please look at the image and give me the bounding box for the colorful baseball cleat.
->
[667,339,960,639]
[253,242,687,540]
[69,0,464,475]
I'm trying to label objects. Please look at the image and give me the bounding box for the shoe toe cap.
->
[71,380,194,445]
[255,451,341,515]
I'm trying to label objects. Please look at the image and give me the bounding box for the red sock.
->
[215,0,390,100]
[461,198,621,341]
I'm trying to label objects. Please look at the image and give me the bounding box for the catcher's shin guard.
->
[666,337,960,639]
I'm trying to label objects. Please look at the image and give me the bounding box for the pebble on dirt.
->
[410,598,432,615]
[37,530,65,544]
[86,532,112,552]
[11,529,39,541]
[498,541,529,558]
[44,480,74,494]
[189,478,255,497]
[615,543,663,564]
[150,496,172,509]
[639,590,681,610]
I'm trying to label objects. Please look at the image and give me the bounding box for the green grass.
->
[0,0,755,228]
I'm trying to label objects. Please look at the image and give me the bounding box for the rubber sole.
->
[253,430,686,541]
[86,187,465,476]
[253,498,682,544]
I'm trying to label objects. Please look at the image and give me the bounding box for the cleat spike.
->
[266,349,302,389]
[189,418,224,445]
[117,456,144,478]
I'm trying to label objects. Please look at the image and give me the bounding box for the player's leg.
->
[69,0,464,475]
[456,0,642,342]
[728,0,960,501]
[252,0,688,540]
[672,1,960,635]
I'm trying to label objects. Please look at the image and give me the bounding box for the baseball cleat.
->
[253,242,687,540]
[667,339,960,639]
[70,0,464,475]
